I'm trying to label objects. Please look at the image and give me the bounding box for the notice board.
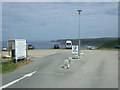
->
[15,39,26,60]
[72,45,78,55]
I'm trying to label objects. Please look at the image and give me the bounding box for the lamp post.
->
[77,10,82,56]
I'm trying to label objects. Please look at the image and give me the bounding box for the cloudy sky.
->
[2,2,118,41]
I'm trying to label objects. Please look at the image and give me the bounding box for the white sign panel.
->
[15,39,26,60]
[72,45,78,55]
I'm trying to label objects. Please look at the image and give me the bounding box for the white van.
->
[66,40,72,49]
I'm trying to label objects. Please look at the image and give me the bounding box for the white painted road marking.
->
[0,71,36,89]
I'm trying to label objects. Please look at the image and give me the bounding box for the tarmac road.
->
[1,50,118,88]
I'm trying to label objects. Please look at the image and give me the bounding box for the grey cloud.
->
[2,2,118,41]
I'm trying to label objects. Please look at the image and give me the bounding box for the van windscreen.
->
[67,43,71,45]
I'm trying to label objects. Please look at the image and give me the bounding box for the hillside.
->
[54,37,119,48]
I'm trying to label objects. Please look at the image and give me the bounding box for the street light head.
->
[77,10,82,14]
[77,10,82,12]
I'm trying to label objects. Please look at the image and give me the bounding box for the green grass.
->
[83,47,120,51]
[0,60,32,74]
[0,61,17,74]
[94,48,120,51]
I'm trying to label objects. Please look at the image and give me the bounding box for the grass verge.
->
[0,60,32,74]
[81,48,120,51]
[94,48,120,51]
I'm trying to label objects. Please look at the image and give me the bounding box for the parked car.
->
[2,47,7,51]
[87,46,100,50]
[115,45,120,49]
[96,46,101,49]
[87,46,93,50]
[54,45,59,49]
[28,45,34,50]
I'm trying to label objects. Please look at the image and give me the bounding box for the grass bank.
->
[93,48,120,51]
[0,60,32,74]
[81,48,120,51]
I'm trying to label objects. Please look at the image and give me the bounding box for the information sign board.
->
[72,45,78,55]
[15,39,26,60]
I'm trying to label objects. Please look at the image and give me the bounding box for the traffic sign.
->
[72,45,78,55]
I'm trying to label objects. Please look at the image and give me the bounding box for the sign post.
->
[26,40,28,57]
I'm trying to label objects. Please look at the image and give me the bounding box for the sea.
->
[2,41,87,49]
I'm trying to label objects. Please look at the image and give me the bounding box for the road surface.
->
[1,50,118,88]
